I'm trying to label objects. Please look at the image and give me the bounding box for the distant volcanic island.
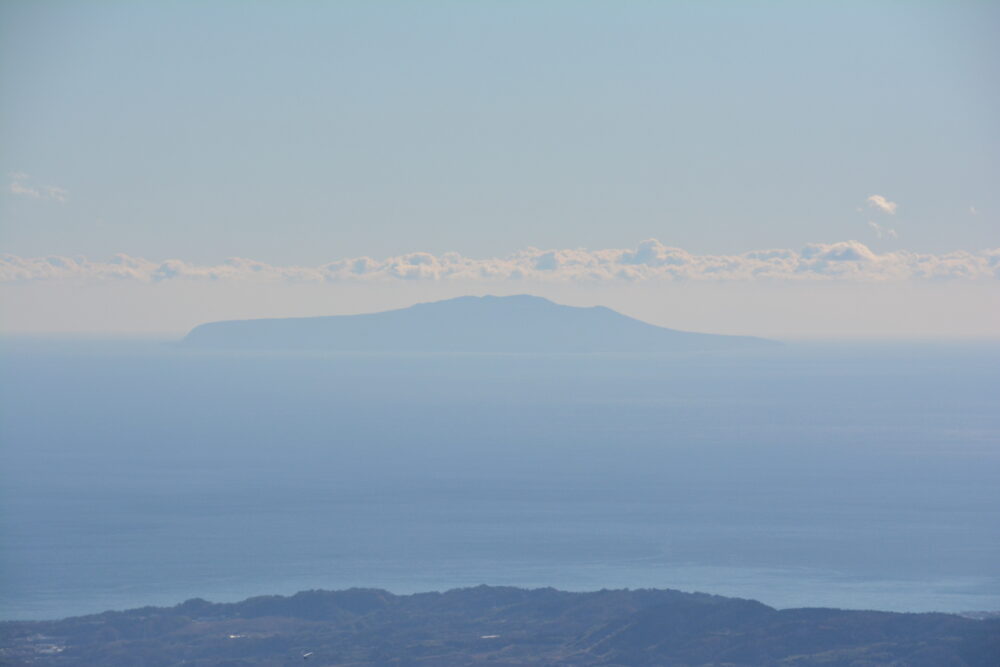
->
[181,294,774,353]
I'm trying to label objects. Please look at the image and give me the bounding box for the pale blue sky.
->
[2,2,999,337]
[2,1,997,264]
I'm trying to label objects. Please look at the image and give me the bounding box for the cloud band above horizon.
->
[3,240,999,285]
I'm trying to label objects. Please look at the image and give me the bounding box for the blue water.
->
[1,339,998,620]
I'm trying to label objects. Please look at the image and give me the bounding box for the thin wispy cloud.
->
[9,173,40,199]
[43,186,69,203]
[868,221,898,240]
[867,194,898,215]
[3,240,998,285]
[8,173,68,203]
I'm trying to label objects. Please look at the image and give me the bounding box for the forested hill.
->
[182,294,774,353]
[2,586,998,666]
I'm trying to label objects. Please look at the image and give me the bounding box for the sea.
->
[1,338,998,620]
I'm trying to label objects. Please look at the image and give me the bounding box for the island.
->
[181,294,774,353]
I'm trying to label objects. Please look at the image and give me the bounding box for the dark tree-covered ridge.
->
[2,585,998,666]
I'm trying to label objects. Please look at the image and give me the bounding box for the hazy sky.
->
[1,1,997,336]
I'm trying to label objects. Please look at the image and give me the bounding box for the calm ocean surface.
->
[1,339,998,620]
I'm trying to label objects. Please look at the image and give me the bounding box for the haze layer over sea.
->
[1,338,998,620]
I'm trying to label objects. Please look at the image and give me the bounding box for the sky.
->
[1,1,998,337]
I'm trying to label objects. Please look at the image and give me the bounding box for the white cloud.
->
[9,173,40,198]
[867,194,898,215]
[43,186,69,203]
[868,221,898,240]
[8,173,68,202]
[3,240,999,285]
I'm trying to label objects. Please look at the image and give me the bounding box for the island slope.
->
[2,586,997,666]
[182,294,773,353]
